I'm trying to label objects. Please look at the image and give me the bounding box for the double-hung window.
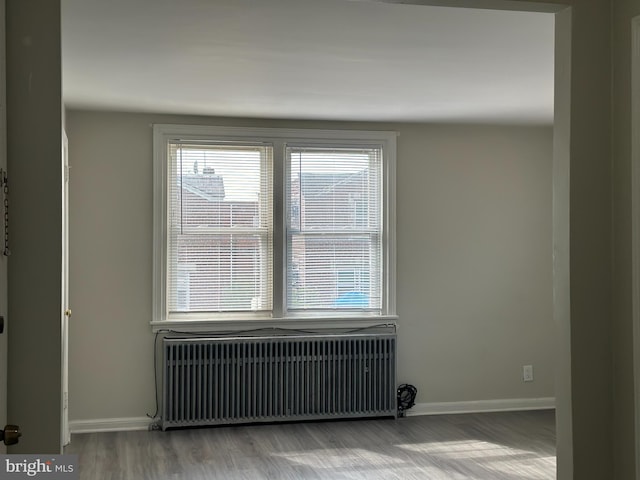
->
[153,125,396,328]
[286,146,382,312]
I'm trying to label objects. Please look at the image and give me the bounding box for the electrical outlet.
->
[523,365,534,382]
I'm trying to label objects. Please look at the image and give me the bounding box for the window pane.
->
[287,147,382,311]
[288,234,380,310]
[170,233,271,312]
[168,143,273,313]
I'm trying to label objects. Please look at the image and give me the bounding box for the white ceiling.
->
[61,0,554,124]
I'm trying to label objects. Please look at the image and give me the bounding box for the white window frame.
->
[166,141,274,316]
[152,124,397,331]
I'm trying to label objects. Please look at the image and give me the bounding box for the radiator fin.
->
[162,334,396,429]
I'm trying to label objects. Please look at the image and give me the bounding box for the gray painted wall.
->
[6,0,62,454]
[66,111,554,422]
[612,0,640,479]
[558,1,612,477]
[0,0,7,455]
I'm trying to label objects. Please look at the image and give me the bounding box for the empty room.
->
[7,0,636,478]
[56,1,561,478]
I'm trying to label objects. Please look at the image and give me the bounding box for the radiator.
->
[161,333,397,430]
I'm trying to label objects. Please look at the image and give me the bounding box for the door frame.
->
[0,0,6,455]
[631,14,640,480]
[59,0,579,473]
[61,130,69,447]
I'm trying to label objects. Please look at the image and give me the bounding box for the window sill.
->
[150,315,398,334]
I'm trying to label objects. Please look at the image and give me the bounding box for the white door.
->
[61,131,70,446]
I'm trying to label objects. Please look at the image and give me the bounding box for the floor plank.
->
[66,410,556,479]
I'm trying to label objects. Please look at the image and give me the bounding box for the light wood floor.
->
[66,410,556,480]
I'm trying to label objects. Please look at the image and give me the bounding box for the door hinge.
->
[1,169,9,256]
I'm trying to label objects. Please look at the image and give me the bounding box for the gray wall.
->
[612,0,640,479]
[0,0,7,454]
[66,110,554,421]
[6,0,62,454]
[542,2,612,478]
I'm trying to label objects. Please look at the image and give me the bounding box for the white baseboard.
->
[406,397,555,417]
[69,417,152,434]
[69,398,555,432]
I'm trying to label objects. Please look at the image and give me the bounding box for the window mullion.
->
[272,139,286,318]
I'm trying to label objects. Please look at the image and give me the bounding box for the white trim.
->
[152,124,398,327]
[551,9,573,480]
[406,397,556,417]
[68,398,554,433]
[631,14,640,480]
[385,134,397,316]
[61,129,70,449]
[69,417,152,434]
[152,316,398,333]
[153,124,399,143]
[152,125,168,327]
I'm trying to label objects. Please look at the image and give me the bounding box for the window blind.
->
[286,146,382,312]
[167,141,273,313]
